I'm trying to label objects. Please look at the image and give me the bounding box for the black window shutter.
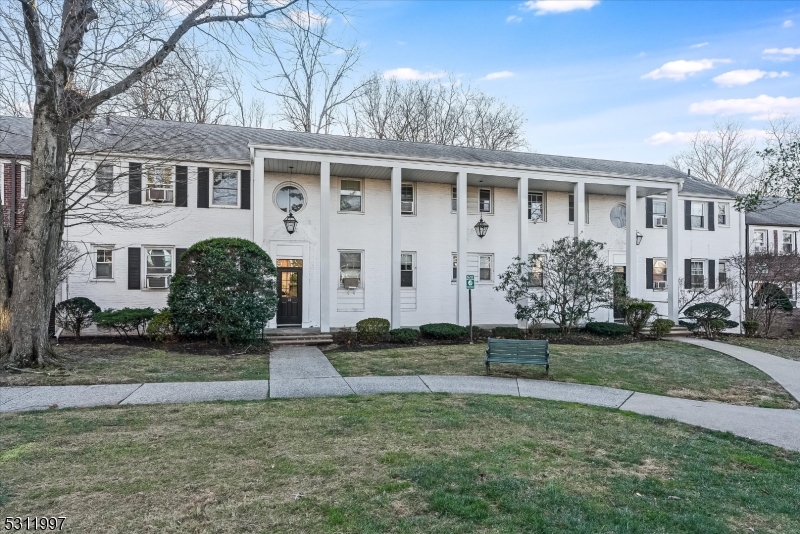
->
[707,201,715,231]
[568,194,574,222]
[175,166,188,207]
[128,163,142,205]
[646,258,654,289]
[645,198,653,228]
[175,248,188,274]
[708,260,716,289]
[684,200,692,230]
[240,170,251,210]
[197,167,209,208]
[128,247,141,290]
[684,259,692,289]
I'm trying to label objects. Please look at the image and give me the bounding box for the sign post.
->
[466,275,475,344]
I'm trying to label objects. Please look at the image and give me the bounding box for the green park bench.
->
[485,338,550,375]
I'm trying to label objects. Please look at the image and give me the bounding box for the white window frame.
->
[718,260,728,285]
[653,258,668,290]
[93,246,114,281]
[143,246,175,290]
[339,178,364,214]
[690,201,706,230]
[211,168,241,208]
[717,202,730,227]
[690,259,705,289]
[653,200,667,228]
[339,250,364,289]
[145,166,174,204]
[401,182,415,215]
[528,253,544,287]
[782,231,796,254]
[479,254,493,283]
[95,163,115,195]
[753,230,768,253]
[400,251,415,288]
[478,187,493,214]
[452,253,458,282]
[528,191,546,222]
[21,164,30,199]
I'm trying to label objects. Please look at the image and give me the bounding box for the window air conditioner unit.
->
[146,275,171,289]
[342,278,360,289]
[653,281,667,290]
[401,201,414,214]
[655,216,668,227]
[147,188,174,203]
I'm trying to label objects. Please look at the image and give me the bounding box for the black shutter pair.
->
[683,200,716,231]
[129,163,188,207]
[128,247,188,290]
[197,168,251,209]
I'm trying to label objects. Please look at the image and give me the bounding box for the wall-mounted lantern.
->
[283,212,298,234]
[636,231,643,245]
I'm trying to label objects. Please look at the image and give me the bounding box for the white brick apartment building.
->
[0,116,745,332]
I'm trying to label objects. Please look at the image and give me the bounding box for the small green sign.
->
[466,275,475,290]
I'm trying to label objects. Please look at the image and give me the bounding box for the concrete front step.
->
[267,336,333,346]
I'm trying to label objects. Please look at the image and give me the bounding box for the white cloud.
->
[521,1,599,15]
[690,42,709,48]
[642,58,731,81]
[506,15,523,23]
[382,68,446,81]
[713,69,790,87]
[763,47,800,61]
[645,128,767,146]
[483,71,515,80]
[784,20,794,28]
[689,95,800,119]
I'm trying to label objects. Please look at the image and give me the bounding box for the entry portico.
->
[250,143,683,332]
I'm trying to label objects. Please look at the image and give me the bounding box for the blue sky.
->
[323,0,800,165]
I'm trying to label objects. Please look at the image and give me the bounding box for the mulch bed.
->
[54,336,271,356]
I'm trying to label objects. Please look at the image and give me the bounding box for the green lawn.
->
[326,341,797,409]
[0,343,269,387]
[722,337,800,362]
[1,396,798,533]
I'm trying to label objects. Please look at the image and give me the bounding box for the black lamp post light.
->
[474,217,489,238]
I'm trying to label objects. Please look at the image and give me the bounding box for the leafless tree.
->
[230,77,268,128]
[344,73,528,151]
[257,4,365,133]
[0,0,308,368]
[678,278,738,313]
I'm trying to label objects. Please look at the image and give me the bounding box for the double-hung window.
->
[528,254,544,287]
[212,170,239,206]
[479,188,492,213]
[340,179,362,212]
[21,165,30,198]
[401,253,414,287]
[452,254,458,282]
[145,248,173,288]
[691,260,705,288]
[718,260,727,284]
[783,232,795,254]
[568,194,589,224]
[528,192,544,222]
[753,230,767,253]
[96,164,114,194]
[718,203,729,227]
[653,200,667,227]
[340,252,362,289]
[479,255,492,281]
[94,247,113,279]
[690,202,705,229]
[401,183,415,215]
[653,259,667,290]
[146,166,174,203]
[451,186,458,212]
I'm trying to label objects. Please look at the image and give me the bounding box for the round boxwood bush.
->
[419,323,468,340]
[146,309,176,342]
[389,328,420,344]
[491,326,526,339]
[585,321,632,337]
[168,238,277,344]
[356,317,391,344]
[55,297,100,338]
[651,318,675,340]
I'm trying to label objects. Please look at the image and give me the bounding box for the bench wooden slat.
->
[485,337,549,374]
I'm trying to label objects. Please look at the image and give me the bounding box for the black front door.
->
[613,266,626,322]
[277,267,302,326]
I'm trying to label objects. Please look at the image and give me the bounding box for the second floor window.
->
[653,200,667,227]
[718,203,729,226]
[690,202,705,229]
[96,165,114,194]
[340,180,362,212]
[212,170,239,206]
[146,167,174,203]
[528,192,544,222]
[479,188,492,213]
[783,232,795,254]
[401,183,415,214]
[753,230,767,253]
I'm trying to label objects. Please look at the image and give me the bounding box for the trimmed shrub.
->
[419,323,468,340]
[471,327,492,342]
[356,318,391,344]
[168,238,277,344]
[682,303,738,339]
[491,326,526,340]
[146,309,176,342]
[742,320,759,337]
[332,327,356,346]
[623,301,655,337]
[651,318,675,340]
[94,307,156,338]
[585,321,632,337]
[389,328,420,344]
[54,297,100,338]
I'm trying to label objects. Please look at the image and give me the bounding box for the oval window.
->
[275,185,305,213]
[610,204,627,228]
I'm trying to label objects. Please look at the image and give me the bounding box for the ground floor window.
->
[479,255,492,281]
[145,247,173,288]
[528,254,544,287]
[653,259,667,290]
[718,260,727,284]
[340,251,362,288]
[691,260,705,288]
[94,247,113,279]
[401,252,414,287]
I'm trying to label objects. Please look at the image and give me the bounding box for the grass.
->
[721,337,800,362]
[1,395,799,533]
[0,343,269,387]
[326,341,798,409]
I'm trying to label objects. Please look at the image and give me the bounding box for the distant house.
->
[1,115,746,332]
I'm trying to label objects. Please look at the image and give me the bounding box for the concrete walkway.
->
[2,345,800,452]
[676,337,800,402]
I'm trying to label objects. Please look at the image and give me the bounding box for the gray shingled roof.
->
[746,198,800,227]
[0,114,733,198]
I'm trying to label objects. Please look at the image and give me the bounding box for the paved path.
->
[2,345,800,452]
[676,337,800,402]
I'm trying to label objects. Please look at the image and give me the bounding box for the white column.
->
[573,181,585,238]
[667,185,680,321]
[517,177,529,328]
[319,161,331,333]
[390,167,402,329]
[626,185,638,298]
[457,171,468,326]
[252,151,264,247]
